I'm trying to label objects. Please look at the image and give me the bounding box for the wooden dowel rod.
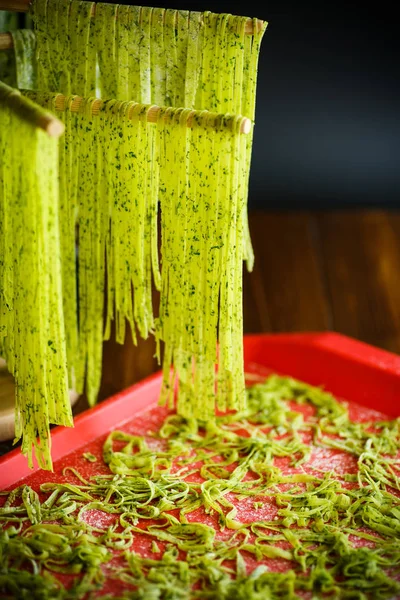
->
[24,92,252,134]
[0,82,64,137]
[57,95,252,134]
[0,0,264,34]
[0,0,28,11]
[0,33,13,51]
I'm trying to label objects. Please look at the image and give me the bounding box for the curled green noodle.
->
[2,376,400,598]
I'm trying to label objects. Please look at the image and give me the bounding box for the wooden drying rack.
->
[23,92,252,134]
[0,0,265,50]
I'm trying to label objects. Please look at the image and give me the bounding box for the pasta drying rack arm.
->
[0,81,64,137]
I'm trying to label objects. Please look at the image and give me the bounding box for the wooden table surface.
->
[2,208,400,455]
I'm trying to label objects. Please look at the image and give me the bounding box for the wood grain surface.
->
[2,208,400,456]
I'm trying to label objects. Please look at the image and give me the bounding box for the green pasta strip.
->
[32,0,96,96]
[10,29,36,90]
[25,1,268,429]
[0,88,72,469]
[32,1,266,273]
[95,2,118,99]
[25,89,249,415]
[155,110,246,415]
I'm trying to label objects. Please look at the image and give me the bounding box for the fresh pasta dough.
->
[156,109,248,415]
[11,29,37,90]
[31,3,266,113]
[25,92,247,418]
[1,2,266,467]
[0,87,71,469]
[29,0,265,406]
[28,1,266,417]
[32,1,266,269]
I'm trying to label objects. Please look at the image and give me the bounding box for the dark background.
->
[116,0,400,209]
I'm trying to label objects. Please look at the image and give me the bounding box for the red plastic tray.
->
[1,331,400,489]
[2,331,400,598]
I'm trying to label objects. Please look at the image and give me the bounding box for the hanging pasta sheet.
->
[29,0,266,416]
[156,109,248,416]
[0,88,71,470]
[31,1,266,269]
[11,29,37,90]
[26,89,249,416]
[32,1,265,270]
[32,0,97,96]
[24,93,160,406]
